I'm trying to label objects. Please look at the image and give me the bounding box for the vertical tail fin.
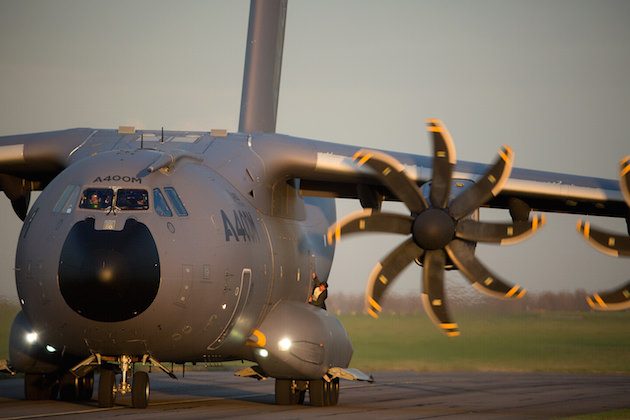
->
[238,0,288,134]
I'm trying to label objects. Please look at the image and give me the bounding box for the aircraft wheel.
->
[132,371,149,409]
[327,377,339,406]
[78,371,94,401]
[308,378,327,406]
[59,372,79,401]
[24,373,59,400]
[275,378,304,405]
[98,369,116,408]
[24,373,42,400]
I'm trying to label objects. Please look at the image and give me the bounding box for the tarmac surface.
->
[0,370,629,419]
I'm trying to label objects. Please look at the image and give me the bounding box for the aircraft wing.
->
[0,128,97,219]
[243,132,626,219]
[0,127,626,220]
[302,146,625,217]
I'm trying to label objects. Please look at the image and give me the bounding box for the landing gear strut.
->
[97,355,150,408]
[92,354,175,408]
[275,378,306,405]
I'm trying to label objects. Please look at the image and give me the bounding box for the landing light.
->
[45,345,57,353]
[257,348,269,358]
[25,332,38,344]
[278,338,291,351]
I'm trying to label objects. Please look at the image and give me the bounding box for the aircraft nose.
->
[58,218,160,322]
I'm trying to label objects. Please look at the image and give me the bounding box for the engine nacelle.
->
[251,301,353,379]
[9,311,63,374]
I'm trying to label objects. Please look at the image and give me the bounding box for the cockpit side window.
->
[117,189,149,210]
[164,187,188,216]
[54,185,81,214]
[79,188,113,210]
[153,188,172,217]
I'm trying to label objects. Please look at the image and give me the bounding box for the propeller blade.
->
[421,249,459,337]
[353,149,428,214]
[365,238,424,318]
[327,209,413,245]
[448,145,514,220]
[576,220,630,257]
[620,156,630,206]
[445,239,526,299]
[586,280,630,311]
[456,214,546,245]
[426,119,456,209]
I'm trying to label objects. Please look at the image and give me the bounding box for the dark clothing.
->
[310,287,327,310]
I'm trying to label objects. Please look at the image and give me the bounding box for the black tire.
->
[327,377,339,406]
[98,369,116,408]
[275,379,295,405]
[59,372,79,401]
[24,373,59,400]
[132,371,149,409]
[78,372,94,401]
[309,378,327,406]
[24,373,43,400]
[24,374,41,400]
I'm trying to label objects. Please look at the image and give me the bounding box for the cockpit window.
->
[153,188,172,217]
[78,188,148,211]
[163,187,188,216]
[116,189,149,210]
[79,188,113,210]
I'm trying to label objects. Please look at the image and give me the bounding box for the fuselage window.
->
[164,187,188,216]
[79,188,114,210]
[53,185,80,214]
[117,189,149,210]
[153,188,173,217]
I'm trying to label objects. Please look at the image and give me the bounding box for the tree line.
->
[326,289,603,315]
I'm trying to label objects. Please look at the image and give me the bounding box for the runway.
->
[0,370,629,419]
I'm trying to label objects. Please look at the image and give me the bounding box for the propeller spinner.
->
[577,156,630,310]
[328,119,545,336]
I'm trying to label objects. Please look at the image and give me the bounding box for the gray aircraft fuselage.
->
[12,129,352,380]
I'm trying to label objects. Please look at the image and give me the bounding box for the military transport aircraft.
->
[0,0,628,409]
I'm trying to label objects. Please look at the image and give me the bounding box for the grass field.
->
[339,311,630,373]
[2,300,629,374]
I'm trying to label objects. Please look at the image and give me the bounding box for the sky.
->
[0,0,629,303]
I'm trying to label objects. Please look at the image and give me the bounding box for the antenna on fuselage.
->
[161,127,164,143]
[238,0,287,134]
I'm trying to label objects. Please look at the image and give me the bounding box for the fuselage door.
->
[207,268,252,350]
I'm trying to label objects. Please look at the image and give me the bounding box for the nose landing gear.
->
[97,355,149,408]
[70,353,174,409]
